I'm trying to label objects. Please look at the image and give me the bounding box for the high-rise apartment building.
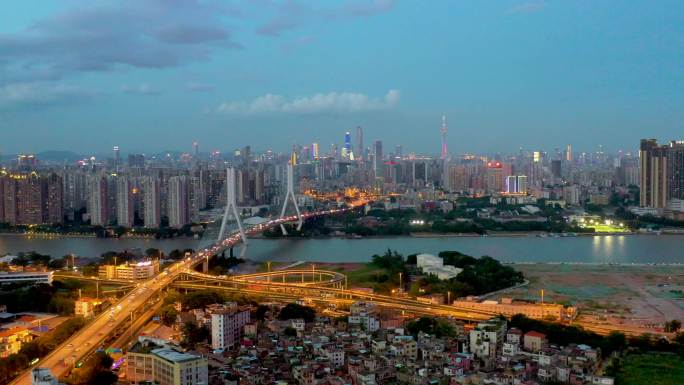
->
[211,304,251,351]
[116,176,134,227]
[168,176,189,228]
[0,173,63,225]
[639,139,680,208]
[356,126,364,161]
[505,175,528,195]
[373,140,383,179]
[143,176,161,228]
[87,174,109,226]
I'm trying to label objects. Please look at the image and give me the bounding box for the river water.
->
[1,234,683,264]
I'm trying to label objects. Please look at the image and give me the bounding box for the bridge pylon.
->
[280,163,303,235]
[218,167,247,244]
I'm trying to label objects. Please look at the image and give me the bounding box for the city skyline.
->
[3,1,684,154]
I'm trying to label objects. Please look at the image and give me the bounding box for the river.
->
[1,234,683,264]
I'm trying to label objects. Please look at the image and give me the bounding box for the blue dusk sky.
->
[1,0,683,156]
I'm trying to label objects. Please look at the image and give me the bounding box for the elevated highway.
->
[172,270,496,321]
[10,206,354,385]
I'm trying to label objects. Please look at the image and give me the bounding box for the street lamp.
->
[398,272,403,293]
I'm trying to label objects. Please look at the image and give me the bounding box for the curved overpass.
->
[173,270,497,321]
[10,205,357,385]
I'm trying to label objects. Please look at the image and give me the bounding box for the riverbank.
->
[310,261,684,335]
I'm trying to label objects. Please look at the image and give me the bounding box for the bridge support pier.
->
[202,259,209,274]
[218,167,247,245]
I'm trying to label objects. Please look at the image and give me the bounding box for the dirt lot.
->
[506,263,684,331]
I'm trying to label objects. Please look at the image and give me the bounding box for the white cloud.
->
[216,89,400,115]
[0,82,92,108]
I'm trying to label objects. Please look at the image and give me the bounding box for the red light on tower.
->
[487,161,502,169]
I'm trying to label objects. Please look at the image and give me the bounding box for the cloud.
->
[256,0,395,37]
[0,0,241,84]
[121,83,163,95]
[185,82,215,92]
[217,89,400,114]
[0,82,94,108]
[509,1,546,14]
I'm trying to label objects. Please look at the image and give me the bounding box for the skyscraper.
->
[312,142,319,159]
[87,174,109,226]
[551,160,562,179]
[373,140,383,178]
[193,141,199,158]
[168,176,189,228]
[565,144,573,162]
[440,115,448,160]
[640,139,684,208]
[356,126,364,161]
[116,176,134,227]
[143,176,161,228]
[344,131,351,157]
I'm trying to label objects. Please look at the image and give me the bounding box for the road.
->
[11,207,352,385]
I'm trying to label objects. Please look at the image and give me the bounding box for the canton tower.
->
[440,115,448,160]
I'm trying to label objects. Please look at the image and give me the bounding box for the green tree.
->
[181,321,210,349]
[665,320,682,333]
[158,305,178,326]
[277,303,316,323]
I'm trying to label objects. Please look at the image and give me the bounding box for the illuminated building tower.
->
[356,126,364,161]
[87,174,109,226]
[143,176,161,228]
[167,176,189,228]
[640,139,684,208]
[566,144,573,162]
[486,161,504,192]
[440,115,448,160]
[45,173,63,224]
[290,148,298,166]
[373,140,383,178]
[301,146,311,162]
[2,177,17,224]
[113,146,120,169]
[312,142,319,159]
[116,176,134,227]
[344,131,352,159]
[193,141,199,158]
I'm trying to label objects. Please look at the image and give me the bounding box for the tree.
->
[158,305,178,326]
[277,303,316,323]
[48,258,65,270]
[604,331,627,353]
[283,327,297,337]
[665,319,682,333]
[255,305,270,321]
[181,321,210,349]
[181,290,226,310]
